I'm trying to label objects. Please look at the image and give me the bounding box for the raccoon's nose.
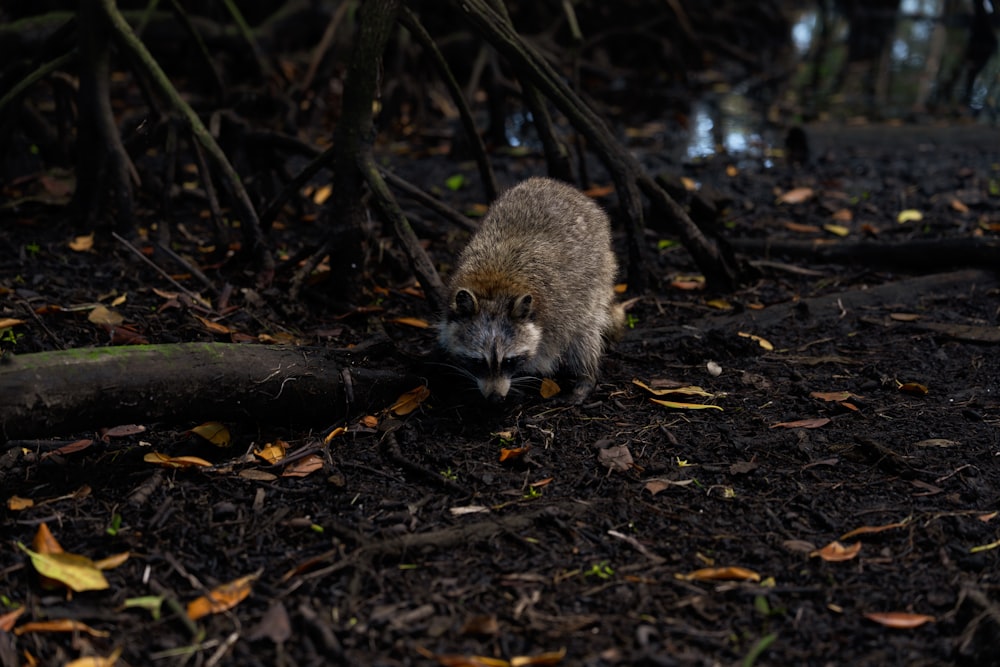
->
[486,390,506,404]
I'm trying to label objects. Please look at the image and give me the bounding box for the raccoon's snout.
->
[477,375,512,402]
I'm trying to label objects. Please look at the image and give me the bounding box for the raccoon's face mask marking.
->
[442,289,541,400]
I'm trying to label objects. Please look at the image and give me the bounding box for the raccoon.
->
[438,177,624,402]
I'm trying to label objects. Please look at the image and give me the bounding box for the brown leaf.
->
[776,186,815,204]
[810,540,861,562]
[864,612,935,629]
[840,518,910,540]
[676,566,761,582]
[770,418,831,429]
[390,316,430,329]
[281,453,324,477]
[598,444,634,472]
[391,385,430,416]
[0,607,26,632]
[539,378,561,398]
[187,573,258,620]
[898,382,928,396]
[14,619,110,637]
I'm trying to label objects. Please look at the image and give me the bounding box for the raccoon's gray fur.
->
[438,177,624,401]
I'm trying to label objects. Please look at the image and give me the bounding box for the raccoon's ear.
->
[452,288,479,318]
[511,294,533,320]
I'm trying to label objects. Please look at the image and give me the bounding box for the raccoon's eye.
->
[501,355,525,371]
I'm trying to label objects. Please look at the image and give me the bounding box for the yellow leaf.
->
[864,612,935,629]
[737,331,773,350]
[65,646,123,667]
[313,184,333,205]
[823,223,850,237]
[391,385,430,416]
[897,209,923,223]
[705,298,732,310]
[255,441,287,464]
[776,187,814,204]
[186,573,258,620]
[68,233,95,252]
[143,452,213,468]
[810,540,861,562]
[632,379,712,398]
[510,647,568,666]
[93,552,130,571]
[680,177,697,191]
[18,543,109,592]
[189,421,231,447]
[676,566,761,582]
[8,495,34,511]
[87,305,123,326]
[649,398,722,411]
[539,378,561,398]
[323,426,347,444]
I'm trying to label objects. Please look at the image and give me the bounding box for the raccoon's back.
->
[450,177,618,343]
[453,178,616,296]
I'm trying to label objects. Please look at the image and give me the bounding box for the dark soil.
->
[2,123,1000,667]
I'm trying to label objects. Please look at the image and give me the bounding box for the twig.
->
[112,231,215,309]
[378,167,478,232]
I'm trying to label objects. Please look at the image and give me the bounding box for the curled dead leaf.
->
[810,540,862,562]
[391,385,430,416]
[864,611,935,629]
[676,566,761,582]
[187,573,258,620]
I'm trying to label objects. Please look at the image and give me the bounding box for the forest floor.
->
[1,121,999,666]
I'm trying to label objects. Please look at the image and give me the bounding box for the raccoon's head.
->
[439,287,541,401]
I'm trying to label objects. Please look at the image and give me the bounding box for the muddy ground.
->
[1,122,999,666]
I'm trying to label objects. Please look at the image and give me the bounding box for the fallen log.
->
[0,342,421,440]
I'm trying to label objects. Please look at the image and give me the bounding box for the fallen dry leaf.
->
[598,444,634,472]
[632,379,712,397]
[0,607,26,632]
[538,378,561,398]
[898,382,928,396]
[738,331,774,350]
[281,453,324,477]
[64,646,123,667]
[14,619,110,637]
[676,566,761,582]
[255,441,287,464]
[187,573,258,620]
[770,418,831,429]
[823,223,850,237]
[810,540,861,562]
[783,221,822,233]
[864,611,935,629]
[650,398,723,411]
[391,385,430,416]
[840,518,910,540]
[190,421,231,447]
[88,305,123,326]
[8,495,34,511]
[776,186,814,204]
[0,318,26,328]
[143,452,213,468]
[499,447,530,462]
[896,209,923,223]
[390,316,430,328]
[18,543,109,592]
